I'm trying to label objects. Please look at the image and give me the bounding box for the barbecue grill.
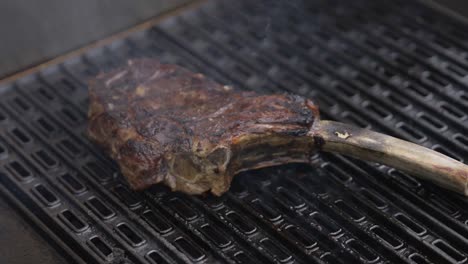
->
[1,0,468,263]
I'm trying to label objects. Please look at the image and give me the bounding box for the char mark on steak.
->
[88,59,319,195]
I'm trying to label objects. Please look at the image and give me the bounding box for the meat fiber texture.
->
[88,59,319,195]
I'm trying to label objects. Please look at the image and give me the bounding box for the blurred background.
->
[1,0,468,79]
[0,0,190,78]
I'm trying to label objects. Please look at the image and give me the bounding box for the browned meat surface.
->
[88,59,319,195]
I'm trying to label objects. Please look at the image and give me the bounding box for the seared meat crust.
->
[88,59,319,195]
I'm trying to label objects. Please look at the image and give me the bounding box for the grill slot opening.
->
[281,74,304,89]
[276,187,305,209]
[395,56,413,68]
[255,57,273,70]
[347,239,379,263]
[0,143,5,156]
[33,150,58,169]
[142,210,173,234]
[315,94,336,109]
[225,211,257,235]
[277,48,295,61]
[37,87,55,101]
[202,195,224,209]
[12,97,30,112]
[84,162,112,183]
[407,84,431,98]
[386,93,411,109]
[260,238,292,263]
[304,65,324,78]
[364,38,382,51]
[418,113,446,131]
[174,237,205,262]
[233,251,250,263]
[370,226,403,249]
[432,240,465,262]
[37,118,56,135]
[355,74,376,88]
[342,111,370,128]
[88,236,112,259]
[394,213,426,236]
[310,213,341,235]
[57,79,78,92]
[284,225,317,249]
[296,39,313,51]
[226,39,243,51]
[146,251,169,264]
[58,139,82,158]
[359,189,387,209]
[446,64,467,77]
[168,198,198,221]
[8,161,33,181]
[11,128,31,144]
[199,224,232,248]
[32,184,60,207]
[426,74,449,88]
[116,223,145,247]
[335,14,351,28]
[247,30,265,42]
[59,210,88,233]
[316,31,331,41]
[439,103,465,119]
[324,164,353,184]
[454,134,468,148]
[60,173,87,194]
[86,197,115,220]
[381,67,396,79]
[61,108,81,124]
[409,253,431,264]
[250,199,282,222]
[335,200,365,222]
[363,102,392,119]
[336,83,358,97]
[205,47,223,59]
[450,28,468,41]
[413,47,432,59]
[461,93,468,102]
[112,185,142,208]
[429,196,459,215]
[389,169,421,189]
[324,57,341,68]
[233,65,252,79]
[433,37,451,49]
[396,122,426,142]
[320,253,339,263]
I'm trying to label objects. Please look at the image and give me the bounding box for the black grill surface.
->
[1,0,468,263]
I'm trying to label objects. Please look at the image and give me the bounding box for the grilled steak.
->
[88,59,468,196]
[88,59,319,195]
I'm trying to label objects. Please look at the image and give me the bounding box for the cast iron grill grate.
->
[1,0,468,263]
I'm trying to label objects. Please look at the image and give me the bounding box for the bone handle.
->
[315,120,468,196]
